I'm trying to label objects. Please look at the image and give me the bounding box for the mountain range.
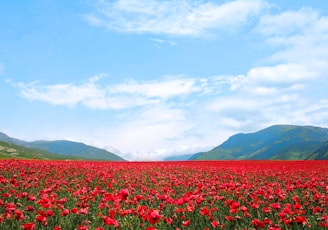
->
[0,132,125,161]
[0,140,81,160]
[189,125,328,160]
[1,124,328,161]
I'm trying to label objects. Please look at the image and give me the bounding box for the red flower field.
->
[0,160,327,229]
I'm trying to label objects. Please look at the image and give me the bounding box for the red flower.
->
[182,219,190,227]
[211,220,219,228]
[119,188,129,200]
[25,206,35,212]
[230,201,240,209]
[57,197,67,204]
[294,203,302,210]
[240,206,248,212]
[47,210,54,217]
[61,209,69,216]
[252,219,265,228]
[224,216,235,221]
[148,210,161,224]
[71,207,79,214]
[36,215,47,223]
[102,216,119,227]
[164,217,173,224]
[252,203,260,209]
[295,216,306,224]
[21,223,35,230]
[270,203,281,210]
[14,209,24,220]
[262,207,271,213]
[80,208,88,215]
[200,206,211,216]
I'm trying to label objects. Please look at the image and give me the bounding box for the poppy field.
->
[0,160,327,229]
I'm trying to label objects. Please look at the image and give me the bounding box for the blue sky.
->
[1,0,328,160]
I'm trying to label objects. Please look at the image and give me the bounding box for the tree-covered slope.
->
[307,141,328,160]
[0,140,79,160]
[191,125,328,160]
[27,140,125,161]
[0,132,125,161]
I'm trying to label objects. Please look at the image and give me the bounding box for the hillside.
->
[0,140,79,160]
[307,141,328,160]
[0,132,125,161]
[27,140,125,161]
[191,125,328,160]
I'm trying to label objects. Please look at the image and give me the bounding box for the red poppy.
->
[21,223,35,230]
[164,217,173,224]
[270,203,281,210]
[36,215,47,223]
[102,216,119,227]
[14,209,24,220]
[119,188,129,200]
[211,220,219,228]
[24,206,35,213]
[147,210,161,224]
[61,209,69,216]
[200,206,211,216]
[182,219,190,227]
[252,219,265,228]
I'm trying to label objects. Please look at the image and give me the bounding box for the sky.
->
[1,0,328,161]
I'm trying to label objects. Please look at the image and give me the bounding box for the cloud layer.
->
[85,0,269,36]
[15,76,203,109]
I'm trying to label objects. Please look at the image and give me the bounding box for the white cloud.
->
[151,38,176,48]
[256,7,319,36]
[14,76,203,109]
[256,7,328,72]
[107,105,195,161]
[85,0,269,36]
[17,78,104,107]
[108,78,199,99]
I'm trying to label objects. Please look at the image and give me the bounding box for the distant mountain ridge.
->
[0,140,81,160]
[190,125,328,160]
[0,132,125,161]
[163,153,195,161]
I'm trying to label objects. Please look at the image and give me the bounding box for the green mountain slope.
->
[0,140,80,160]
[191,125,328,160]
[307,141,328,160]
[27,140,125,161]
[0,132,125,161]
